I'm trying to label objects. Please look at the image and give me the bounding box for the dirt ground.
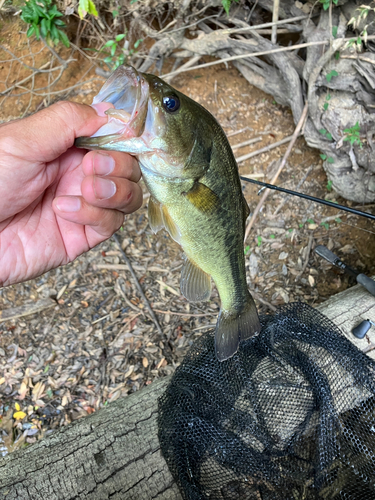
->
[1,21,375,455]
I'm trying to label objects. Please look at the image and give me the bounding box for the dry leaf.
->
[142,357,149,368]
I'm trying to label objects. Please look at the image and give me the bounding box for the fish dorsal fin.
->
[184,182,220,214]
[180,256,211,302]
[148,197,164,233]
[162,205,181,244]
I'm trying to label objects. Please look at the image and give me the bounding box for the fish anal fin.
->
[215,293,260,361]
[148,197,164,233]
[162,205,181,244]
[184,182,220,214]
[181,257,211,302]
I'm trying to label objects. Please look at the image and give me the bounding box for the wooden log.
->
[0,282,374,499]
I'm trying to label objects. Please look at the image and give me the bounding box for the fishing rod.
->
[240,176,375,222]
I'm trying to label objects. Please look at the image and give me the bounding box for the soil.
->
[1,20,375,455]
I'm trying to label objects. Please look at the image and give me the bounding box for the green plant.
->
[326,69,338,83]
[320,154,335,164]
[244,245,251,255]
[343,121,362,147]
[319,0,338,11]
[332,25,338,38]
[78,0,98,19]
[326,180,333,191]
[319,129,333,141]
[257,236,262,246]
[100,34,143,70]
[320,222,330,230]
[222,0,239,15]
[20,0,69,47]
[323,93,331,111]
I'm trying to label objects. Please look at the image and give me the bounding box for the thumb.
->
[4,101,112,163]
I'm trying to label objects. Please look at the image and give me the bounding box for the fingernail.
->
[94,178,116,199]
[55,196,81,212]
[93,152,115,176]
[92,102,114,117]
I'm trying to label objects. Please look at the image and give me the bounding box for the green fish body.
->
[76,65,260,360]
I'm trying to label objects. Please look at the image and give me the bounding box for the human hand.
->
[0,101,143,287]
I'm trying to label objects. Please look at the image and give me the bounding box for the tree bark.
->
[0,282,374,499]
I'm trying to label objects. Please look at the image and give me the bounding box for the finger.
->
[81,150,141,183]
[4,101,114,163]
[81,175,143,213]
[52,195,124,238]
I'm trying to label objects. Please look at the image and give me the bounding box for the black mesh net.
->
[158,302,375,499]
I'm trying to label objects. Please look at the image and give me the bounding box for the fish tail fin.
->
[215,294,260,362]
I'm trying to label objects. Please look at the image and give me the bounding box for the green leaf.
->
[326,133,333,141]
[270,234,275,239]
[104,39,115,47]
[87,0,98,16]
[327,157,334,164]
[111,43,117,56]
[320,154,327,160]
[40,17,47,37]
[321,222,329,230]
[257,235,262,247]
[112,9,119,17]
[326,180,333,191]
[244,245,250,255]
[335,51,340,60]
[319,128,327,135]
[326,69,338,82]
[26,25,35,37]
[332,26,338,38]
[116,34,126,42]
[307,218,314,224]
[134,38,143,49]
[332,0,338,4]
[326,93,331,101]
[222,0,231,14]
[323,102,329,111]
[103,56,113,64]
[335,218,342,223]
[58,29,70,47]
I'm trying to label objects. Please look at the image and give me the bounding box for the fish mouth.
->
[75,66,151,150]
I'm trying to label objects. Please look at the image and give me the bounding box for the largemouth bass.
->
[76,65,260,360]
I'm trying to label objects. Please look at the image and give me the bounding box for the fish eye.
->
[162,95,180,113]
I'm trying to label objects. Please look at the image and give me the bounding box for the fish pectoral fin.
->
[215,294,260,361]
[184,182,220,214]
[148,197,164,233]
[180,257,211,302]
[162,205,181,244]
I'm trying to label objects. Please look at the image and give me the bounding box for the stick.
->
[271,0,280,44]
[164,55,201,82]
[0,61,52,96]
[112,233,163,335]
[0,298,55,323]
[244,102,309,242]
[231,137,262,150]
[154,309,215,317]
[161,35,375,79]
[235,134,297,163]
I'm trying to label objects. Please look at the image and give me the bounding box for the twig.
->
[164,54,201,82]
[241,173,265,179]
[244,102,309,241]
[295,233,314,282]
[227,126,253,137]
[112,233,163,335]
[0,298,55,323]
[154,309,215,317]
[252,292,277,312]
[231,136,262,150]
[271,0,280,44]
[273,164,314,215]
[236,134,298,163]
[340,54,375,66]
[161,36,375,79]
